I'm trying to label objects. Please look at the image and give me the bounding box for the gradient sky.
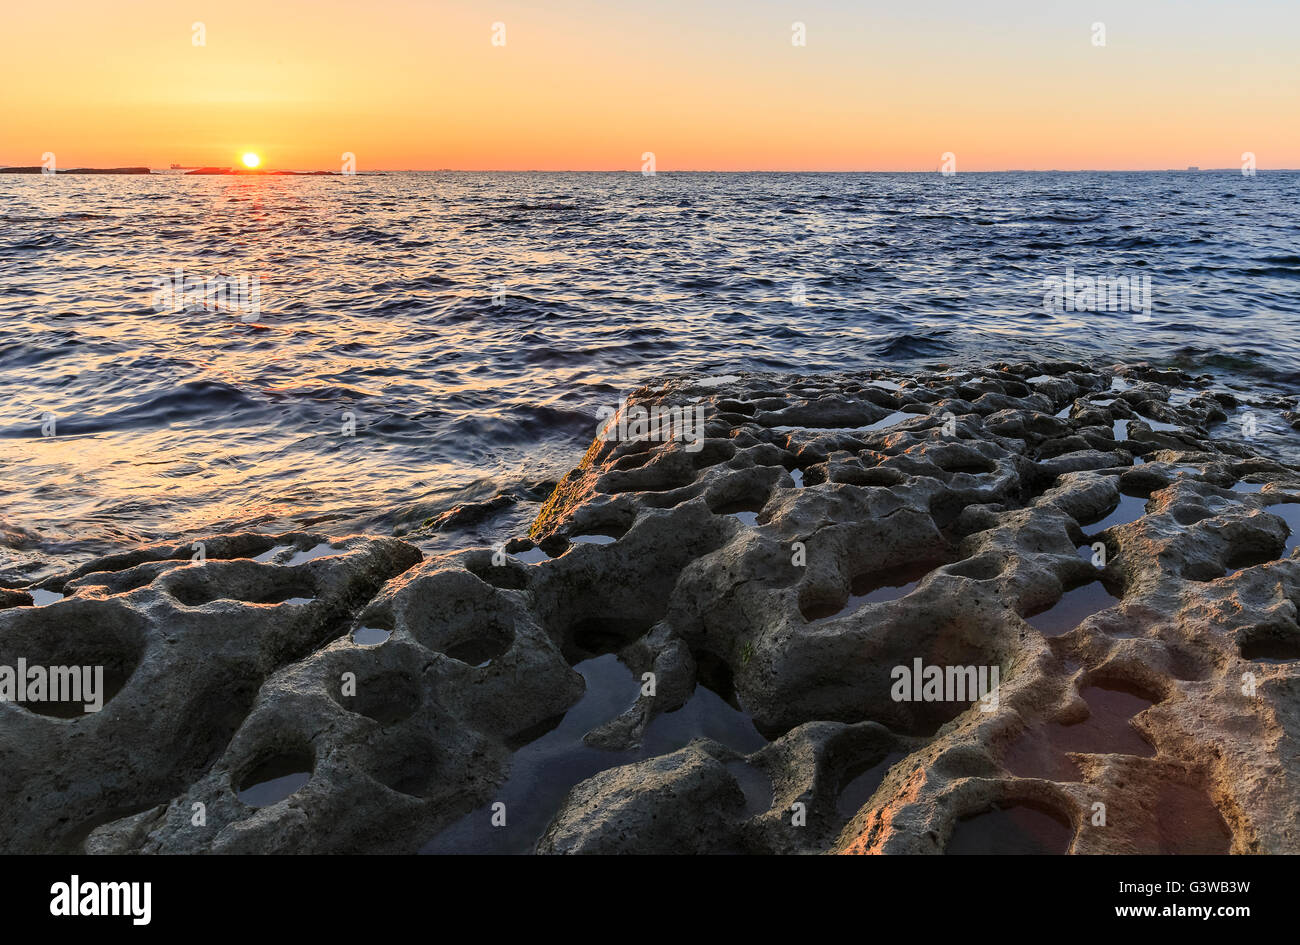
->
[2,0,1297,171]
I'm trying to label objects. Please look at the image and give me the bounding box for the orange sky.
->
[2,0,1297,171]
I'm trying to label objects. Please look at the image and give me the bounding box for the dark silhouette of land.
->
[185,167,337,176]
[0,166,151,174]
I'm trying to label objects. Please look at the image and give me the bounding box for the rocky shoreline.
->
[2,360,1298,854]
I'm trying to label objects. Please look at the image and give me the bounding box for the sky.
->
[1,0,1297,171]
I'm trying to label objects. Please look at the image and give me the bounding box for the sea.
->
[2,170,1298,581]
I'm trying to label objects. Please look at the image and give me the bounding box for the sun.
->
[241,152,261,169]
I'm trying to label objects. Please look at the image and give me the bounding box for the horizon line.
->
[5,165,1297,175]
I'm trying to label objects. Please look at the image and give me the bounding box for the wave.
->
[1,170,1297,576]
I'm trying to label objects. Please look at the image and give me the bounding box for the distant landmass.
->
[185,167,338,176]
[0,165,344,176]
[0,166,151,174]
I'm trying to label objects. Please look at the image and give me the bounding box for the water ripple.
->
[1,170,1298,578]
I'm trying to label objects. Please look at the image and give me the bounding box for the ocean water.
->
[2,171,1298,580]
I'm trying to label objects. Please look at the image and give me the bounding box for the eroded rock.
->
[3,360,1298,854]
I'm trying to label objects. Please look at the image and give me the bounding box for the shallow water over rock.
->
[1055,683,1157,758]
[286,543,336,565]
[237,756,313,808]
[1149,782,1232,854]
[804,560,942,624]
[1271,502,1300,558]
[946,801,1074,855]
[836,751,906,819]
[1024,580,1121,636]
[420,653,765,853]
[511,546,550,563]
[351,626,391,646]
[1083,491,1149,534]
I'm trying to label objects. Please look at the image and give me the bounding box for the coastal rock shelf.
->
[2,361,1298,854]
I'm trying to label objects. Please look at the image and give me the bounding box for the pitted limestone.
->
[2,360,1297,854]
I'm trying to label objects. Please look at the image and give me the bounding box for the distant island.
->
[185,167,338,176]
[0,166,151,174]
[0,165,342,175]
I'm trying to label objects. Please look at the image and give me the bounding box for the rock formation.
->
[2,361,1297,854]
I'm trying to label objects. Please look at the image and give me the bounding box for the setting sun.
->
[241,152,260,168]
